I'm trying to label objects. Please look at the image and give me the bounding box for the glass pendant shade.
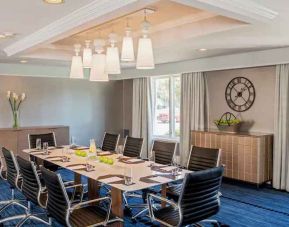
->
[106,45,121,74]
[136,36,154,69]
[83,40,92,68]
[90,53,109,82]
[121,30,134,62]
[70,55,84,79]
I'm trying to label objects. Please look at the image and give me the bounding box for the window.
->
[151,75,181,139]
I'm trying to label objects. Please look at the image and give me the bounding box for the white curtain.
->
[180,72,208,167]
[132,77,153,158]
[273,64,289,191]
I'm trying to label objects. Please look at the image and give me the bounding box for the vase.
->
[12,110,19,128]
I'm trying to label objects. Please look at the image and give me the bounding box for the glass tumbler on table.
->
[36,138,41,150]
[43,142,49,155]
[124,167,133,185]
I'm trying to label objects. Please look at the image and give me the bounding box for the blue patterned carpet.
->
[1,169,289,227]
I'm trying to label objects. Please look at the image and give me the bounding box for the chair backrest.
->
[28,132,56,149]
[187,146,221,171]
[2,147,20,189]
[101,132,120,151]
[178,166,224,226]
[152,140,177,165]
[17,156,42,206]
[123,136,144,158]
[41,166,70,225]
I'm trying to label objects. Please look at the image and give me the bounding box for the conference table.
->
[23,146,191,227]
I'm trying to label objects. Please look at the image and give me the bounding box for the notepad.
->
[152,176,170,183]
[69,165,85,170]
[101,176,123,184]
[98,151,111,155]
[46,157,62,161]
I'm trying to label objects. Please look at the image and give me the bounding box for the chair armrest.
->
[70,196,111,211]
[63,180,75,186]
[167,182,182,189]
[147,193,179,221]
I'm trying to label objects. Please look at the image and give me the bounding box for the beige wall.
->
[0,75,124,146]
[206,66,276,133]
[122,66,276,134]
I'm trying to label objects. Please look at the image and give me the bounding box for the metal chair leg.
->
[16,215,52,227]
[132,207,149,220]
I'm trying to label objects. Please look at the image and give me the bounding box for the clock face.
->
[225,77,255,112]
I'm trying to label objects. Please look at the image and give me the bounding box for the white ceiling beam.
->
[4,0,158,57]
[172,0,278,24]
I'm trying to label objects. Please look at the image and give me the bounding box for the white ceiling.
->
[0,0,288,68]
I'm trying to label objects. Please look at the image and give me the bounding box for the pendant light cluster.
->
[69,9,155,81]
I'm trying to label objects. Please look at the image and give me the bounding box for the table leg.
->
[110,187,123,227]
[88,178,100,199]
[74,173,81,194]
[161,184,167,208]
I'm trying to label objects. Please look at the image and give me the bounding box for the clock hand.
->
[241,96,247,103]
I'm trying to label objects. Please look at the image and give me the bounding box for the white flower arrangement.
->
[7,91,26,128]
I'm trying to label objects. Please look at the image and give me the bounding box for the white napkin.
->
[127,159,140,163]
[152,176,170,183]
[160,166,177,171]
[98,151,111,155]
[101,176,123,184]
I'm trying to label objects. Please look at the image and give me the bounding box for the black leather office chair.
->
[28,132,59,172]
[123,136,144,158]
[148,166,224,227]
[41,166,121,226]
[127,140,177,220]
[152,140,177,165]
[16,156,52,226]
[167,146,221,201]
[0,148,28,225]
[101,132,120,152]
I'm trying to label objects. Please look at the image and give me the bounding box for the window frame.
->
[151,74,180,141]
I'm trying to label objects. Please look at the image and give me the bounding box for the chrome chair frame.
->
[42,168,121,227]
[121,136,144,208]
[0,148,28,225]
[166,146,222,195]
[127,140,178,219]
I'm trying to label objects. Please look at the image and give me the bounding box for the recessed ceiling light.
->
[0,34,6,39]
[20,60,28,64]
[3,32,14,37]
[43,0,64,4]
[198,48,207,52]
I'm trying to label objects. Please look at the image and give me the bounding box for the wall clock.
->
[225,77,255,112]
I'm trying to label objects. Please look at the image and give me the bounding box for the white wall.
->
[0,75,124,146]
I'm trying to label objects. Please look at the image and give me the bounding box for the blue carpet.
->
[1,170,289,227]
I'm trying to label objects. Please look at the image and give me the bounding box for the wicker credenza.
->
[191,130,273,185]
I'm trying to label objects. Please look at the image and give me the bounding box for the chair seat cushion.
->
[154,206,180,226]
[69,205,110,227]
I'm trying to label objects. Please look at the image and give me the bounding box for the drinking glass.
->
[148,151,155,167]
[36,138,41,150]
[117,145,124,157]
[43,142,49,155]
[70,136,76,146]
[89,139,97,153]
[124,167,133,185]
[62,147,70,162]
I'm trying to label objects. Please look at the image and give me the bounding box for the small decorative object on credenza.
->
[6,91,26,128]
[214,112,241,133]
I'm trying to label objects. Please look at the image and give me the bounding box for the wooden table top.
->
[23,147,191,192]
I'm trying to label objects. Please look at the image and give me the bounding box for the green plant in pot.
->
[214,112,241,133]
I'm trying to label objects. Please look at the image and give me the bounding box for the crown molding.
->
[111,47,289,80]
[172,0,278,24]
[4,0,157,57]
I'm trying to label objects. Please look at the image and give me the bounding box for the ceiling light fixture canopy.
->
[70,44,84,79]
[83,40,92,68]
[136,9,155,69]
[121,19,135,62]
[90,39,109,82]
[106,33,121,74]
